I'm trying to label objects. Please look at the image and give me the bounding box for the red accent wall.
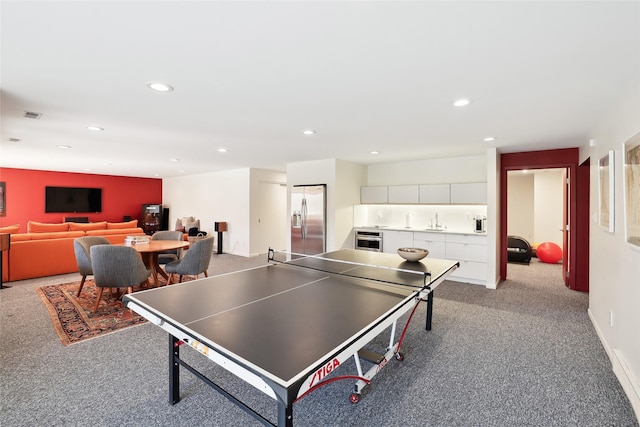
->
[0,168,162,232]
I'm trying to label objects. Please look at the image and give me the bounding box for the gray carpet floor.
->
[0,254,637,426]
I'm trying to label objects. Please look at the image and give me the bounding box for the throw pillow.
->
[106,219,138,229]
[0,224,20,234]
[27,221,70,233]
[68,221,107,231]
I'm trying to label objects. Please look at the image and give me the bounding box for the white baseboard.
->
[612,349,640,421]
[588,308,640,421]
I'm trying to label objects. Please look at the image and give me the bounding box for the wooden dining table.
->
[122,240,190,287]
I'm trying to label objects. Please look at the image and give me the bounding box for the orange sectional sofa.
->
[0,220,146,282]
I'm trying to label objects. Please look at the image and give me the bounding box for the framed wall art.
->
[623,131,640,248]
[598,150,614,232]
[0,182,5,216]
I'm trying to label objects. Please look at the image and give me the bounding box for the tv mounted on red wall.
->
[45,186,102,213]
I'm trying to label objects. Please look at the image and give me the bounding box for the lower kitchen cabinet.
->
[413,231,446,259]
[445,233,487,285]
[360,228,488,285]
[382,230,414,254]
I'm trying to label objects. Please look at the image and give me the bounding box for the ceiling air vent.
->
[24,111,42,119]
[9,138,22,142]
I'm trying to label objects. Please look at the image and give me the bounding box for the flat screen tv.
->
[45,186,102,213]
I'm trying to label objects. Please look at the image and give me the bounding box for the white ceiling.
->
[1,1,639,179]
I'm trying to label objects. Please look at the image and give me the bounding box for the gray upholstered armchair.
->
[165,236,214,284]
[152,230,185,264]
[73,236,110,297]
[90,245,151,312]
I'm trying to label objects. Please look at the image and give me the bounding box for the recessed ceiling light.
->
[57,145,71,149]
[303,130,315,135]
[103,162,112,166]
[87,126,104,131]
[218,148,228,153]
[147,82,174,92]
[483,137,496,142]
[169,158,180,162]
[371,151,380,155]
[453,99,470,107]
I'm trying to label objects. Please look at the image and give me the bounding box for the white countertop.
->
[355,225,487,236]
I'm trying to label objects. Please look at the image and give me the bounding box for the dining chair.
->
[73,236,111,297]
[165,236,214,285]
[90,245,151,313]
[151,230,185,264]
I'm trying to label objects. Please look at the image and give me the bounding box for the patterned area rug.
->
[36,278,173,346]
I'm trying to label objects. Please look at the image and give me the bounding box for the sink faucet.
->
[435,212,441,228]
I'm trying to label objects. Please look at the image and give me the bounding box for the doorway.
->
[500,148,590,292]
[507,168,566,283]
[256,181,287,254]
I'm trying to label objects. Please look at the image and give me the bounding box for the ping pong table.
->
[123,248,458,426]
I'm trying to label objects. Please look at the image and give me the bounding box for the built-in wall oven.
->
[355,230,383,252]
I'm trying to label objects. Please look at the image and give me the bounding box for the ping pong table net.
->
[267,248,433,289]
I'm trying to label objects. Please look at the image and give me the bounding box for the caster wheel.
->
[395,352,404,361]
[349,393,360,404]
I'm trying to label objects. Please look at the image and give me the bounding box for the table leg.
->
[277,400,293,427]
[170,335,181,405]
[140,253,160,287]
[152,253,169,281]
[425,290,434,331]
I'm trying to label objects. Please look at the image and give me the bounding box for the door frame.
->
[500,148,590,292]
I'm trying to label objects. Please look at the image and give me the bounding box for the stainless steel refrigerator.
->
[291,184,326,255]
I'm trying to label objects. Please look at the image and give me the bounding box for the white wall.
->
[366,154,487,185]
[163,168,251,256]
[587,90,640,418]
[507,173,535,243]
[334,160,367,249]
[249,169,287,256]
[486,148,500,289]
[507,170,565,247]
[533,170,564,246]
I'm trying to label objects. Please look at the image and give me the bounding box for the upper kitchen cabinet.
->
[450,182,487,204]
[360,186,388,204]
[388,185,419,204]
[360,182,487,205]
[419,184,450,204]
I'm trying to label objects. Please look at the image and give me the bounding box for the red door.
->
[562,168,569,287]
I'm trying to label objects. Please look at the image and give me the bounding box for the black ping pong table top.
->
[123,249,459,426]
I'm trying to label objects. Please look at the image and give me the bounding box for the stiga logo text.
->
[309,358,340,387]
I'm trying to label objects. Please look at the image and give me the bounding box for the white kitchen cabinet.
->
[450,182,487,204]
[445,233,487,284]
[413,231,446,258]
[382,230,414,254]
[419,184,450,204]
[451,261,487,283]
[360,186,388,204]
[388,185,419,204]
